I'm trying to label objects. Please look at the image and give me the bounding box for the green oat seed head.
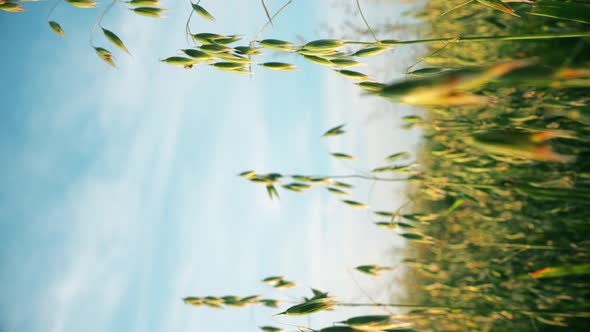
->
[303,39,344,52]
[192,33,224,44]
[355,265,392,276]
[102,28,130,55]
[182,49,213,60]
[131,7,167,18]
[127,0,160,6]
[274,280,296,289]
[259,62,297,71]
[192,3,215,20]
[276,297,335,316]
[259,39,294,51]
[330,152,355,160]
[94,47,116,67]
[66,0,96,8]
[239,170,257,179]
[262,275,282,284]
[0,2,26,12]
[260,299,280,308]
[353,46,389,57]
[161,56,196,66]
[235,46,263,55]
[49,21,65,37]
[302,54,333,66]
[386,152,410,162]
[342,200,368,209]
[322,124,346,137]
[336,69,372,81]
[326,187,348,196]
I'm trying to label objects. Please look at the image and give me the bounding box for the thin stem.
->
[47,0,62,21]
[185,1,202,45]
[336,303,590,317]
[261,0,273,27]
[440,0,474,17]
[343,31,590,47]
[90,0,118,47]
[250,0,293,46]
[355,0,378,42]
[406,38,455,74]
[388,31,590,44]
[288,174,413,182]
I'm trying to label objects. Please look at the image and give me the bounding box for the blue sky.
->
[0,1,424,331]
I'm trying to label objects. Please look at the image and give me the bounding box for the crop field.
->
[397,1,590,331]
